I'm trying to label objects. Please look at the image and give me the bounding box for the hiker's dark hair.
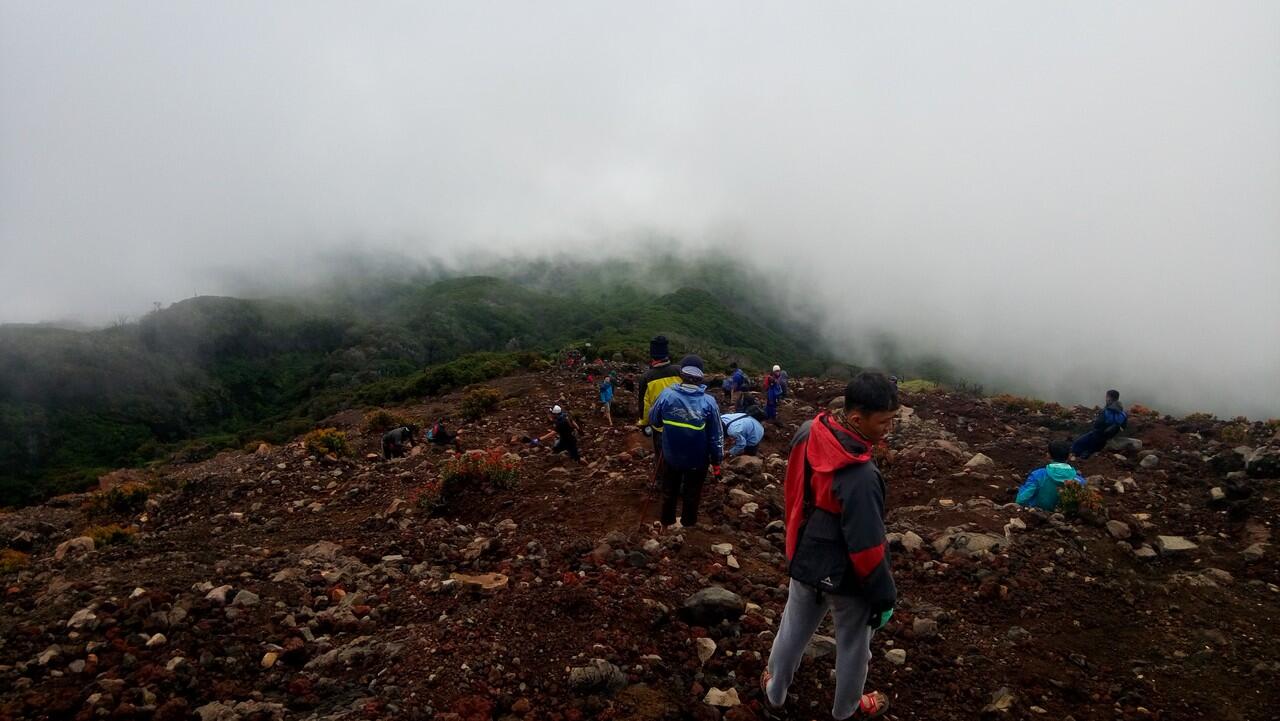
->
[1106,389,1120,401]
[844,371,900,414]
[1048,438,1072,462]
[729,362,738,369]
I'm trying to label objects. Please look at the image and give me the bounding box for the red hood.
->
[784,412,873,559]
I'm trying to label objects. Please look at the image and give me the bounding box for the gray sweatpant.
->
[765,578,873,720]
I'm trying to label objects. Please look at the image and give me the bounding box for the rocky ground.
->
[2,368,1278,721]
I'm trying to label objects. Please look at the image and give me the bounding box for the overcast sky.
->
[2,2,1277,416]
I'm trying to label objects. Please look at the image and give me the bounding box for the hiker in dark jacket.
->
[762,371,898,720]
[648,356,723,529]
[637,335,682,464]
[382,425,418,459]
[1071,390,1128,460]
[535,405,582,462]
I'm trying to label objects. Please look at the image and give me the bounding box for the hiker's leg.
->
[660,465,682,526]
[765,579,828,706]
[566,439,581,462]
[680,466,707,527]
[829,594,874,720]
[744,444,759,456]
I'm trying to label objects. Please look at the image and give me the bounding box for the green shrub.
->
[92,482,149,514]
[303,428,350,457]
[459,387,502,421]
[441,449,519,490]
[0,549,29,573]
[1058,483,1104,518]
[363,408,418,434]
[991,394,1046,412]
[898,379,939,394]
[1219,422,1251,445]
[84,523,137,546]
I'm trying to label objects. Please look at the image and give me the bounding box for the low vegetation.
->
[1058,483,1104,520]
[0,549,29,573]
[90,482,150,515]
[303,428,350,457]
[84,523,138,547]
[363,409,419,434]
[459,387,502,421]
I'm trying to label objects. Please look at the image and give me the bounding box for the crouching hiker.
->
[762,371,897,719]
[382,424,418,459]
[1071,389,1127,460]
[648,356,723,529]
[533,405,582,463]
[1018,438,1086,511]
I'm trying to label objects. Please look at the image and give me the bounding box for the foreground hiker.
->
[763,371,898,719]
[1017,438,1087,511]
[637,335,681,470]
[382,424,418,459]
[722,407,765,457]
[648,356,723,529]
[1071,389,1127,460]
[534,405,582,463]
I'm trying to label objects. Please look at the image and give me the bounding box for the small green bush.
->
[1058,483,1104,518]
[363,408,418,434]
[84,523,137,546]
[92,482,150,514]
[303,428,350,457]
[898,379,939,394]
[1219,422,1251,445]
[459,387,502,421]
[0,549,30,573]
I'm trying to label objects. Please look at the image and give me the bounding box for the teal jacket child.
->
[1017,462,1086,511]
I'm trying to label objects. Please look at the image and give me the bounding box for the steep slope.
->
[1,367,1277,721]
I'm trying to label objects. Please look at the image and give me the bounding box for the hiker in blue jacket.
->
[722,407,766,457]
[599,371,617,427]
[1071,390,1127,460]
[726,363,748,406]
[649,355,724,529]
[1018,438,1087,511]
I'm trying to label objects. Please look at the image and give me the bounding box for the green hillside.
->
[0,270,837,506]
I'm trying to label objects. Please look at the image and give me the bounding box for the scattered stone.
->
[1242,543,1266,563]
[146,633,167,647]
[1140,454,1159,469]
[205,585,235,604]
[53,536,95,561]
[450,572,509,592]
[1106,437,1143,453]
[1155,535,1198,554]
[36,645,60,665]
[704,687,741,707]
[805,635,836,660]
[1245,446,1280,478]
[965,453,995,468]
[66,606,98,629]
[696,637,717,665]
[642,539,661,554]
[567,659,627,694]
[1106,520,1132,540]
[901,531,924,552]
[1202,568,1234,585]
[261,652,279,669]
[913,618,938,638]
[231,590,260,607]
[885,648,907,665]
[1134,545,1158,560]
[982,687,1017,716]
[711,543,733,556]
[727,455,764,473]
[1209,487,1226,503]
[726,555,740,569]
[681,587,746,625]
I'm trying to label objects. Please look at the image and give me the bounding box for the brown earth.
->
[2,368,1277,721]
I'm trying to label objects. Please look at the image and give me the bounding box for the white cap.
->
[550,405,563,415]
[772,364,781,372]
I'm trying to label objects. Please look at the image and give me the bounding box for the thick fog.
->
[2,2,1277,418]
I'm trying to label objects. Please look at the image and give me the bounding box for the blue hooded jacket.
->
[649,383,724,469]
[1016,462,1086,511]
[721,412,764,456]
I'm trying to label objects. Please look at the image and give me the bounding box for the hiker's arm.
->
[1015,471,1039,506]
[707,404,724,465]
[836,472,896,613]
[647,397,664,430]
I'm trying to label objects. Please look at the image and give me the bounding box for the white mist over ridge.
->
[2,2,1277,418]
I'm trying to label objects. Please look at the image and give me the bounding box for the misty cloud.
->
[2,2,1277,417]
